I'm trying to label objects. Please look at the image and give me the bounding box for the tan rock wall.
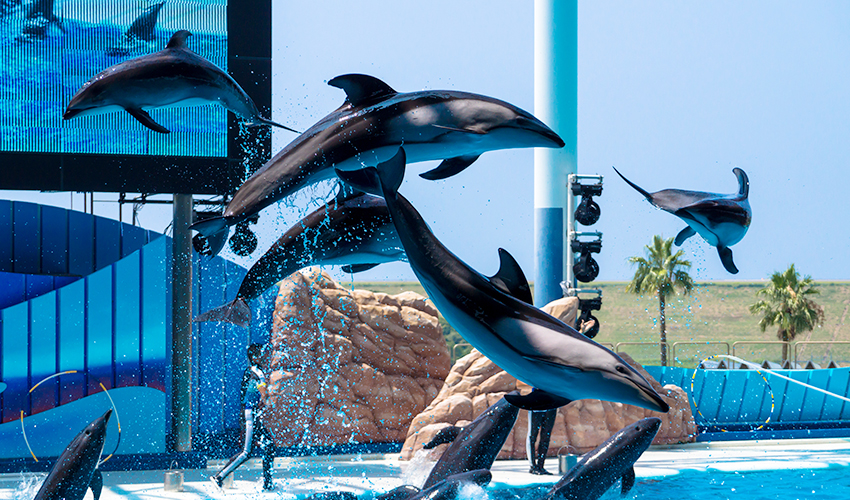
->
[260,268,451,447]
[401,348,697,459]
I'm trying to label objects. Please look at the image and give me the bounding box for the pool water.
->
[486,467,850,500]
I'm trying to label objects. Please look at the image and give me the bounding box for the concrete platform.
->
[3,438,850,499]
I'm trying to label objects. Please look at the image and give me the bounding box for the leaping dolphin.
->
[336,149,670,414]
[34,409,112,500]
[106,1,166,57]
[614,167,751,274]
[194,191,404,327]
[545,417,661,500]
[64,30,298,134]
[191,73,564,256]
[421,397,519,489]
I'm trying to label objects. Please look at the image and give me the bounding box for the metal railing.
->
[670,341,730,363]
[794,341,850,367]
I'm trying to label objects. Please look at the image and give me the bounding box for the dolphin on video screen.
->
[421,397,520,489]
[33,410,112,500]
[544,417,661,500]
[107,1,167,57]
[16,0,64,41]
[190,73,564,256]
[194,191,404,327]
[64,30,298,134]
[614,167,751,274]
[335,148,670,414]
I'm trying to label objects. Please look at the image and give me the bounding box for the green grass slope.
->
[347,281,850,368]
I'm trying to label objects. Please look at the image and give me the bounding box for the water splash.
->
[13,472,46,500]
[399,449,436,488]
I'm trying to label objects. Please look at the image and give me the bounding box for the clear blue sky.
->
[6,1,849,282]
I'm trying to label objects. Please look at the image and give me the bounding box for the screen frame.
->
[0,0,273,195]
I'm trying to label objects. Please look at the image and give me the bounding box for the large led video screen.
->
[0,0,227,157]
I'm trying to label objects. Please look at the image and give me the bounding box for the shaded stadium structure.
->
[0,200,275,466]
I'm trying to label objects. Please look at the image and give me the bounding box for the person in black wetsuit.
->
[527,408,557,475]
[210,343,276,490]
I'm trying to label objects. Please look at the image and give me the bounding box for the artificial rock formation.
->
[401,349,696,459]
[401,295,696,459]
[260,268,451,447]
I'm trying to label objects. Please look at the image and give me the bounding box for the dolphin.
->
[410,470,491,500]
[106,1,166,57]
[16,0,63,40]
[421,397,519,489]
[194,191,404,327]
[335,149,670,414]
[190,73,564,256]
[64,30,297,134]
[376,485,422,500]
[34,409,112,500]
[614,167,751,274]
[544,417,661,500]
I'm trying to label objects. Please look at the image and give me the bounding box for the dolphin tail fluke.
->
[613,167,654,201]
[504,389,571,411]
[251,116,301,134]
[674,226,696,246]
[194,297,251,328]
[90,469,103,500]
[189,216,229,256]
[375,148,406,196]
[718,246,739,274]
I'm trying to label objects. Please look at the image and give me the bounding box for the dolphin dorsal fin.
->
[488,249,533,305]
[166,30,192,49]
[328,74,397,107]
[732,167,749,200]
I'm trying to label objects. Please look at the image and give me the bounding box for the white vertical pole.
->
[534,0,578,305]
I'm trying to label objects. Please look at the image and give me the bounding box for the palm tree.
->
[749,264,824,364]
[627,235,694,366]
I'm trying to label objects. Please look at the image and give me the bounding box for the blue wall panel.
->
[29,293,57,415]
[58,280,86,406]
[26,274,55,301]
[0,272,26,310]
[68,210,94,277]
[0,201,12,273]
[1,302,29,423]
[141,239,168,392]
[121,225,148,259]
[95,218,121,272]
[13,203,40,274]
[40,206,68,275]
[114,254,140,388]
[196,256,226,434]
[86,268,113,393]
[799,370,830,421]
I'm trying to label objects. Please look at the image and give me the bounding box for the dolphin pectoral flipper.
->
[674,226,696,246]
[488,248,533,305]
[90,469,103,500]
[251,115,300,134]
[621,467,636,495]
[718,246,739,274]
[190,216,229,256]
[328,74,397,106]
[423,426,462,449]
[341,263,380,273]
[126,108,170,134]
[504,389,572,411]
[420,154,481,181]
[195,298,251,328]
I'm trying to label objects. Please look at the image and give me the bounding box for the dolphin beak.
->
[516,116,565,148]
[63,108,81,120]
[639,385,669,413]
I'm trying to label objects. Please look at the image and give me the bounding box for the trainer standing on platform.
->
[210,343,276,490]
[527,409,557,475]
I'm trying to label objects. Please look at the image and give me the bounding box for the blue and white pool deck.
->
[3,438,850,499]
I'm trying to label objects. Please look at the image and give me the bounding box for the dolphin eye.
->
[635,426,641,431]
[616,365,626,374]
[85,430,91,435]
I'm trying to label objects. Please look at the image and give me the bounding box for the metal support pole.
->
[534,0,578,306]
[171,193,193,452]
